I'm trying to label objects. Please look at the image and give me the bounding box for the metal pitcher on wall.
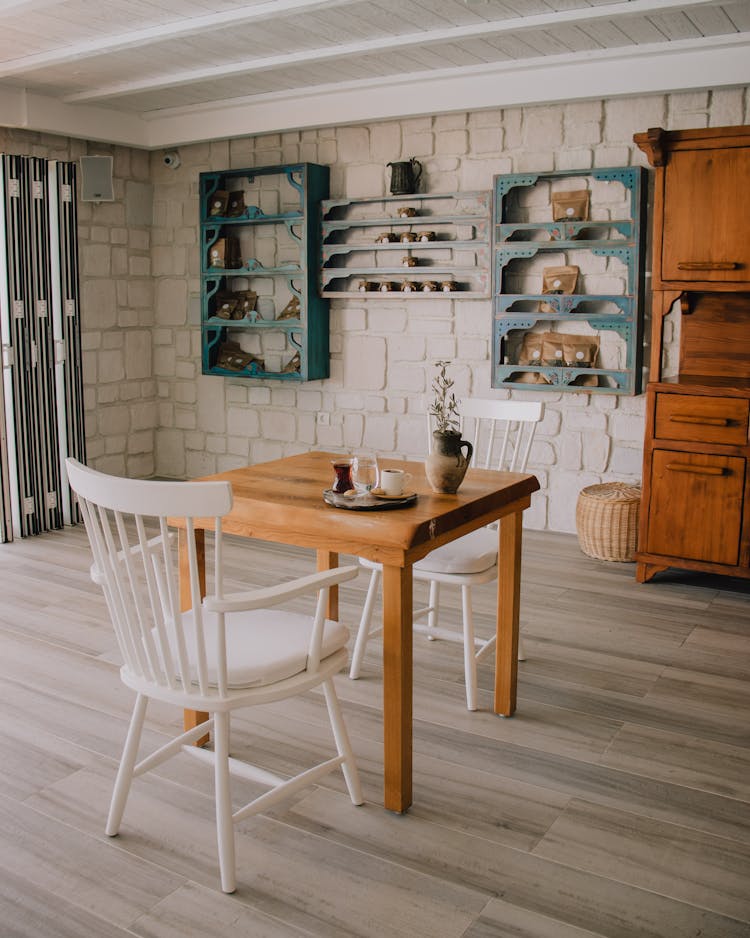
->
[387,158,422,195]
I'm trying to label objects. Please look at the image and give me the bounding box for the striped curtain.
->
[0,155,85,540]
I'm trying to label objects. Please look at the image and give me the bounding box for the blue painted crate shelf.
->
[492,166,647,395]
[199,163,329,381]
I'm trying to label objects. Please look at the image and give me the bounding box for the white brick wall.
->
[144,87,745,533]
[4,87,748,531]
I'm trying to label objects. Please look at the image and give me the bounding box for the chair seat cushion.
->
[414,528,498,576]
[168,608,349,689]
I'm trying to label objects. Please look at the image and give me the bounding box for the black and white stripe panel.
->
[0,155,85,539]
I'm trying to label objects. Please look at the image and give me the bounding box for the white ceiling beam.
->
[2,33,747,149]
[0,0,358,77]
[144,33,750,148]
[63,0,730,104]
[0,85,149,146]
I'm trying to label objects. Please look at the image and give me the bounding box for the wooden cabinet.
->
[634,125,750,583]
[661,144,750,286]
[635,125,750,292]
[639,384,749,578]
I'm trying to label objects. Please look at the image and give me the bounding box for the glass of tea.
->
[331,458,354,494]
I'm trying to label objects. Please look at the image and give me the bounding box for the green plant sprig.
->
[429,360,460,435]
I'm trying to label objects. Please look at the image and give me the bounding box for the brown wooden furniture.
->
[634,125,750,583]
[176,451,539,812]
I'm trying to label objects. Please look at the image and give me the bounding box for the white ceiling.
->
[1,0,749,149]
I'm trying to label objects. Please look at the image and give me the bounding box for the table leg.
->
[180,528,209,744]
[317,549,339,620]
[495,509,522,716]
[381,563,413,813]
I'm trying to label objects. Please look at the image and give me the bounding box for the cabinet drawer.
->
[654,394,749,446]
[646,450,745,566]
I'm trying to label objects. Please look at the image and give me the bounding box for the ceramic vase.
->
[425,431,473,494]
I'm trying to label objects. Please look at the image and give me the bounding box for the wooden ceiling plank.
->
[648,9,705,40]
[0,0,360,75]
[724,0,750,30]
[144,28,748,123]
[60,0,731,103]
[684,5,741,34]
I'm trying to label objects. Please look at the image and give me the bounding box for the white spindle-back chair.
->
[349,398,543,710]
[66,458,362,893]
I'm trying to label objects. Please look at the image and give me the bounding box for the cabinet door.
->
[646,450,745,566]
[662,146,750,284]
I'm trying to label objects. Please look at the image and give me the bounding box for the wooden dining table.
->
[178,450,539,813]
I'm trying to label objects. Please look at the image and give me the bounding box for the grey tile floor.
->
[0,525,748,937]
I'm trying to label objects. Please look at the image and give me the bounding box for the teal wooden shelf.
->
[199,163,329,381]
[492,166,647,395]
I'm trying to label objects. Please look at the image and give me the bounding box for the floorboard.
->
[0,526,748,937]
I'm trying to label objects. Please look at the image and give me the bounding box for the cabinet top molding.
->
[634,124,750,167]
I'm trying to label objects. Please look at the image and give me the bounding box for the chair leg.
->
[349,567,381,679]
[106,693,148,837]
[323,679,364,806]
[461,586,478,711]
[426,579,440,640]
[213,710,236,894]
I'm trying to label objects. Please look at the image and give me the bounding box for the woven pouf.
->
[575,482,641,562]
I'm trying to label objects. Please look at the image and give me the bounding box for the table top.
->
[193,451,539,567]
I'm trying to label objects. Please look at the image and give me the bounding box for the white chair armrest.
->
[204,564,360,614]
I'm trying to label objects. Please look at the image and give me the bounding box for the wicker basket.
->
[576,482,641,562]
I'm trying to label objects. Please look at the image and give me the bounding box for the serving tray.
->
[323,489,418,511]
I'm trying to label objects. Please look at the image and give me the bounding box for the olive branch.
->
[429,360,460,435]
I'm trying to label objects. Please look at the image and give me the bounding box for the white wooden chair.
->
[66,458,362,894]
[349,398,544,710]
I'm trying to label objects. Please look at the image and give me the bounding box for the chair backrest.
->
[428,398,544,472]
[66,458,233,700]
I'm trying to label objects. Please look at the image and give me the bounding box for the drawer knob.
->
[666,462,727,477]
[669,414,730,427]
[676,261,739,270]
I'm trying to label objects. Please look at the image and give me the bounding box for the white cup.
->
[380,468,412,496]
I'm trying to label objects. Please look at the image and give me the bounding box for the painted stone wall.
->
[3,87,748,532]
[150,87,749,532]
[0,128,158,479]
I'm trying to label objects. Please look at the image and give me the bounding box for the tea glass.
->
[331,458,354,494]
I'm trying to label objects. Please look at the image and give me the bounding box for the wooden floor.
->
[1,525,749,937]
